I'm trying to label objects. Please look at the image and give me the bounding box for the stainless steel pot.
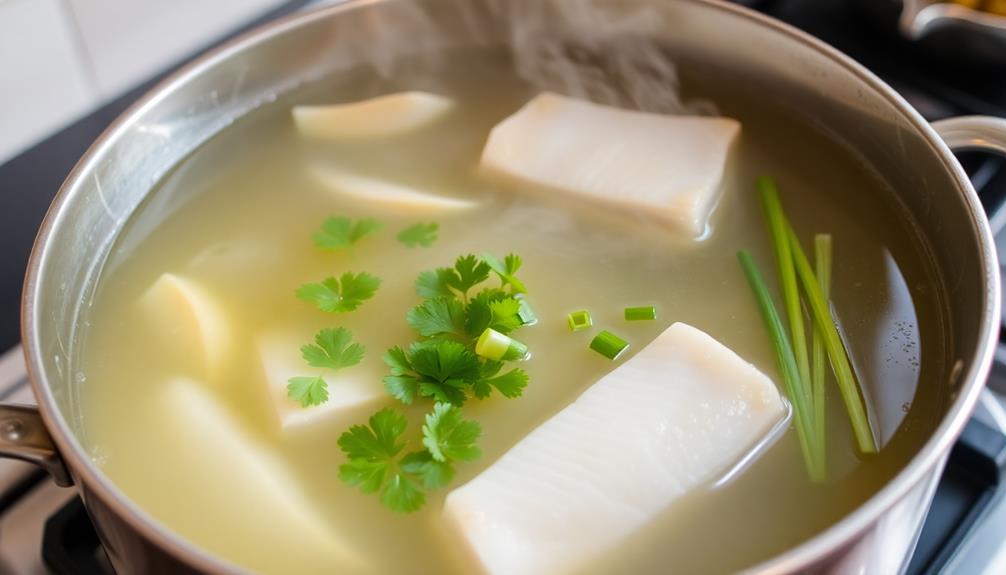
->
[5,0,1006,573]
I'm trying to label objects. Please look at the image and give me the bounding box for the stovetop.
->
[0,0,1005,573]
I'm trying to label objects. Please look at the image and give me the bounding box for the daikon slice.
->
[292,91,453,139]
[310,166,479,213]
[139,274,229,376]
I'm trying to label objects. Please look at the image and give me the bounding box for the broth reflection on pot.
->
[16,1,1004,574]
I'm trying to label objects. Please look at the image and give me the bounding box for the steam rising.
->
[323,0,715,116]
[498,0,716,115]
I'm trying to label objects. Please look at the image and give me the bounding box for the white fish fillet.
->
[139,274,228,376]
[257,330,387,432]
[161,378,370,571]
[443,322,785,575]
[292,91,453,139]
[310,165,479,213]
[480,93,740,238]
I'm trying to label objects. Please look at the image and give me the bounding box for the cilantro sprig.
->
[314,216,382,251]
[296,271,381,313]
[338,404,481,513]
[287,327,365,407]
[338,252,534,513]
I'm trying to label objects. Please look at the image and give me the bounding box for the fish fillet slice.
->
[292,91,453,139]
[256,330,386,433]
[479,93,740,238]
[443,322,785,575]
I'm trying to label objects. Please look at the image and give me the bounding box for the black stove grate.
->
[907,418,1006,574]
[43,497,110,575]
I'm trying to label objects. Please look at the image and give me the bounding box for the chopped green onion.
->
[589,330,629,360]
[515,295,538,326]
[624,306,657,321]
[738,250,824,482]
[787,224,877,454]
[476,328,529,361]
[811,234,832,464]
[567,310,593,332]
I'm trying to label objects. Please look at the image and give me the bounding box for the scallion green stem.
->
[738,251,824,481]
[567,310,593,332]
[624,305,657,321]
[476,328,529,361]
[758,177,812,413]
[787,226,877,454]
[811,234,832,464]
[589,330,629,360]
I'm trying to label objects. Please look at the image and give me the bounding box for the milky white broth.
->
[78,49,947,574]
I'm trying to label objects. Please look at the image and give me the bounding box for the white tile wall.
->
[65,0,281,99]
[0,0,284,165]
[0,0,97,163]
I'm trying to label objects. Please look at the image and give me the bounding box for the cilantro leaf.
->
[338,406,469,513]
[484,368,529,398]
[415,268,456,299]
[409,340,482,384]
[400,451,455,489]
[296,272,381,313]
[338,408,429,513]
[422,403,483,462]
[407,297,466,338]
[484,252,527,293]
[338,459,386,493]
[480,360,503,379]
[383,375,420,405]
[313,216,382,251]
[448,255,491,296]
[301,327,365,370]
[338,408,408,461]
[471,360,502,399]
[489,297,524,333]
[397,223,439,248]
[286,376,329,407]
[380,474,425,513]
[465,288,505,336]
[470,362,528,400]
[418,378,468,406]
[383,346,413,374]
[382,341,483,407]
[338,272,382,308]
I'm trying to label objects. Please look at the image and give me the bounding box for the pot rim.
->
[19,0,1001,573]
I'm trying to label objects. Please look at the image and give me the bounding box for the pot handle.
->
[932,115,1006,235]
[931,115,1006,156]
[0,404,72,487]
[900,0,1006,41]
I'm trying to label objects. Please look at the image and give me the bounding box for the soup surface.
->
[79,49,947,574]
